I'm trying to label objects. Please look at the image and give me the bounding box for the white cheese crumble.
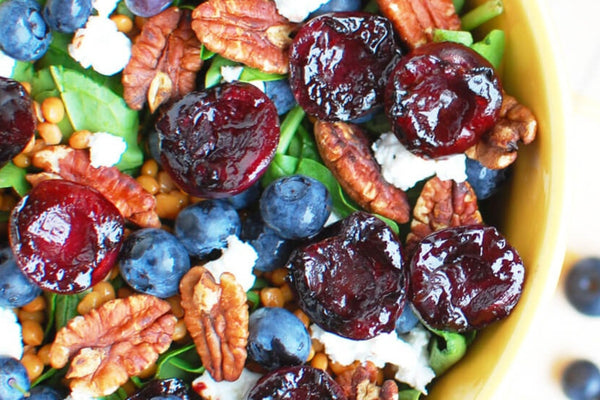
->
[203,235,258,292]
[0,307,23,360]
[273,0,329,22]
[372,132,467,191]
[220,66,265,92]
[64,390,97,400]
[0,50,16,78]
[92,0,119,17]
[69,16,132,76]
[87,132,127,167]
[311,324,436,393]
[193,368,261,400]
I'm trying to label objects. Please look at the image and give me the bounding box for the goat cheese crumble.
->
[69,16,131,76]
[372,132,467,191]
[0,50,15,78]
[203,235,258,292]
[92,0,119,17]
[273,0,329,22]
[0,307,23,359]
[311,324,436,393]
[88,132,127,167]
[193,368,261,400]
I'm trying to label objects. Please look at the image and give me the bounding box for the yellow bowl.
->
[427,0,568,398]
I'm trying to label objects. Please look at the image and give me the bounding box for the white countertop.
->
[498,1,600,398]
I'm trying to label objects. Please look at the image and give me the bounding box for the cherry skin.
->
[9,179,124,294]
[156,82,280,199]
[385,42,503,158]
[0,77,36,168]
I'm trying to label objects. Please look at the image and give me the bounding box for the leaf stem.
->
[460,0,504,32]
[277,106,306,155]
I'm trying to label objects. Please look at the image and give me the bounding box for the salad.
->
[0,0,538,399]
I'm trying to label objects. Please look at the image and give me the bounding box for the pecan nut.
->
[49,294,176,397]
[180,266,249,382]
[406,176,482,254]
[191,0,297,74]
[376,0,460,48]
[314,120,410,224]
[122,7,202,112]
[29,145,160,228]
[466,93,538,169]
[336,362,399,400]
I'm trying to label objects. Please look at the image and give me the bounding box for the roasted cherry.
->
[409,225,525,332]
[287,211,406,340]
[246,365,347,400]
[289,12,400,121]
[0,77,36,168]
[385,42,503,158]
[9,179,124,294]
[156,82,280,198]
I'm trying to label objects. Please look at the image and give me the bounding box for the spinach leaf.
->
[0,162,30,196]
[54,292,88,332]
[239,67,285,83]
[204,55,238,89]
[155,343,204,380]
[428,329,475,375]
[398,389,422,400]
[12,61,34,82]
[31,66,143,170]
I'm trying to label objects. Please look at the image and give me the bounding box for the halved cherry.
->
[9,179,124,294]
[0,77,36,168]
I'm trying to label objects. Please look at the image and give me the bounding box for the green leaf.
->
[200,45,216,61]
[460,0,503,31]
[239,67,285,83]
[432,29,474,47]
[31,367,60,388]
[452,0,465,14]
[0,162,30,196]
[54,292,88,332]
[43,292,57,338]
[277,106,306,155]
[205,55,238,88]
[471,29,505,69]
[398,389,422,400]
[262,153,300,186]
[12,61,34,83]
[428,329,472,375]
[32,66,143,170]
[155,343,203,380]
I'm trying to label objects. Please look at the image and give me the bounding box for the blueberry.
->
[562,360,600,400]
[149,396,181,400]
[264,80,296,115]
[465,158,509,200]
[225,181,261,210]
[28,386,62,400]
[147,128,162,167]
[0,246,41,308]
[247,307,311,370]
[0,0,52,61]
[260,175,332,240]
[241,212,296,273]
[565,257,600,316]
[119,228,190,298]
[395,302,420,334]
[174,200,241,258]
[0,357,30,400]
[43,0,92,33]
[310,0,362,17]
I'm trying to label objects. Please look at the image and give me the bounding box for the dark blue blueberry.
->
[260,175,332,240]
[0,0,52,61]
[0,357,30,400]
[124,0,171,17]
[149,396,181,400]
[264,79,296,115]
[147,128,162,167]
[247,307,311,370]
[174,200,241,258]
[0,246,41,308]
[465,158,509,200]
[310,0,362,17]
[562,359,600,400]
[43,0,92,33]
[395,302,419,334]
[119,228,190,298]
[28,386,62,400]
[241,212,296,272]
[225,181,261,210]
[565,257,600,316]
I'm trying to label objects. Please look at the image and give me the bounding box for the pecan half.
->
[405,176,482,254]
[376,0,460,48]
[29,145,160,228]
[122,7,202,112]
[191,0,297,74]
[180,266,249,382]
[336,362,399,400]
[50,294,176,397]
[314,120,410,224]
[466,93,538,169]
